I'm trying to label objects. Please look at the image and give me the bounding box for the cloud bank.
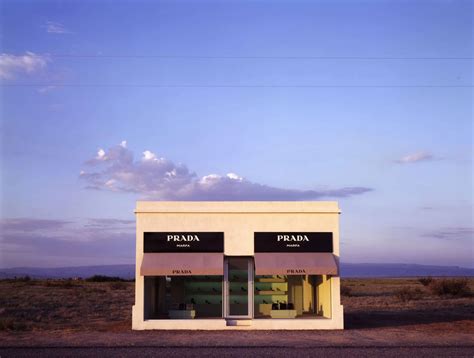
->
[80,141,373,200]
[0,218,135,267]
[0,52,49,79]
[0,218,71,232]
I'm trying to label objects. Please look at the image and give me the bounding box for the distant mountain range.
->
[0,265,136,279]
[0,263,472,279]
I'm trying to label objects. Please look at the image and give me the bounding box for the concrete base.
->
[226,319,253,326]
[133,318,342,330]
[132,304,344,330]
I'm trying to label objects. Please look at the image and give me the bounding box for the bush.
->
[45,279,76,288]
[13,276,31,282]
[0,318,28,331]
[340,285,352,297]
[110,281,128,290]
[395,287,424,302]
[0,317,14,331]
[418,276,433,286]
[429,278,471,297]
[85,275,126,282]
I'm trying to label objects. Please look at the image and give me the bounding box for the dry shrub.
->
[395,287,424,302]
[110,281,128,290]
[0,317,28,331]
[0,317,14,330]
[340,285,352,297]
[16,275,31,282]
[429,278,471,297]
[85,287,107,294]
[418,277,433,286]
[44,279,76,288]
[86,275,126,282]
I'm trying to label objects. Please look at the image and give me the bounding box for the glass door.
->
[224,257,253,319]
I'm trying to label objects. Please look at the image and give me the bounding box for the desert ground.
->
[0,277,473,357]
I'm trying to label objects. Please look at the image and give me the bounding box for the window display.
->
[144,275,223,319]
[254,274,331,318]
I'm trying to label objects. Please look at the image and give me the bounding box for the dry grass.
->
[0,279,133,332]
[418,277,433,286]
[341,277,474,330]
[428,278,471,297]
[394,287,423,302]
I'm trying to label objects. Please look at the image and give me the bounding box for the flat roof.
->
[135,201,340,214]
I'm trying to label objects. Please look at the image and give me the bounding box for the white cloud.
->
[226,172,243,181]
[142,150,157,161]
[395,151,435,164]
[96,148,107,160]
[0,52,49,79]
[45,21,71,34]
[80,142,373,200]
[37,85,56,94]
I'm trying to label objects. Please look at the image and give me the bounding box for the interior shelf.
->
[185,292,222,296]
[256,290,287,295]
[256,278,286,283]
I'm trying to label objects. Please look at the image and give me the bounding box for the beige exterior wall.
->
[132,201,344,330]
[316,275,332,318]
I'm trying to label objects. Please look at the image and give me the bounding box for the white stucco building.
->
[132,201,344,329]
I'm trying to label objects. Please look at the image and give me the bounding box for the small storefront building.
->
[132,201,344,329]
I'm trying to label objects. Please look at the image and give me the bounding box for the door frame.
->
[223,256,254,319]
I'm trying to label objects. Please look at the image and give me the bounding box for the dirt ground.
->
[0,278,473,348]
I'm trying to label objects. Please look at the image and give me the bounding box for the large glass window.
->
[144,275,223,319]
[254,274,331,318]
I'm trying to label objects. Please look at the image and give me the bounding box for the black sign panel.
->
[144,232,224,253]
[254,232,333,252]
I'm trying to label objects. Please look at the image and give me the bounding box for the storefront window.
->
[144,275,223,319]
[254,274,331,318]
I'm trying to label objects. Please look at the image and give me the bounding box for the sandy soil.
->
[0,278,473,347]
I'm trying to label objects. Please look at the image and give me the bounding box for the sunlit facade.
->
[132,201,343,329]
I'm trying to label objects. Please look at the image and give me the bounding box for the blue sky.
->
[0,0,472,268]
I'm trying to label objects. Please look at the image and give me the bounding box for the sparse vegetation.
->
[8,276,32,282]
[0,279,134,332]
[418,276,433,286]
[0,278,472,333]
[340,285,352,296]
[0,317,29,331]
[110,281,128,290]
[395,287,424,302]
[429,278,471,297]
[0,317,14,331]
[44,279,77,288]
